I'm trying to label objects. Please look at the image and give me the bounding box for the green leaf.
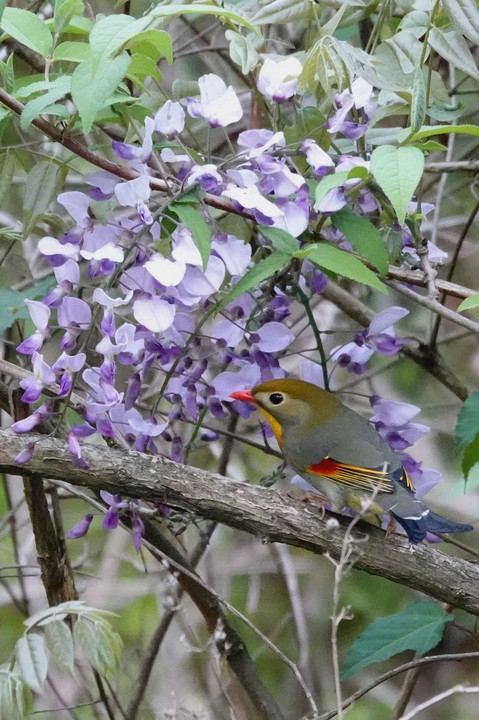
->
[73,618,122,676]
[127,53,162,83]
[456,391,479,449]
[461,435,479,480]
[251,0,312,24]
[259,226,299,254]
[341,601,451,679]
[457,294,479,312]
[1,8,52,56]
[0,277,56,334]
[314,171,349,209]
[20,77,71,129]
[15,633,48,693]
[53,40,90,62]
[54,0,84,35]
[0,150,16,208]
[44,620,75,676]
[410,66,426,133]
[130,30,172,64]
[225,29,260,74]
[217,251,290,310]
[370,145,424,225]
[442,0,479,45]
[0,670,33,720]
[170,202,211,270]
[428,26,479,80]
[331,209,389,275]
[23,162,67,237]
[71,52,131,133]
[296,244,388,293]
[89,14,152,73]
[149,3,260,36]
[408,124,479,141]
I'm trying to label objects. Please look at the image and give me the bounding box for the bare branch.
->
[0,430,477,615]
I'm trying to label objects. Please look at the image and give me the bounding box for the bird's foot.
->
[300,491,330,519]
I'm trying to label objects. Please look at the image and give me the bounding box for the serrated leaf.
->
[0,670,33,720]
[331,209,389,275]
[15,633,48,693]
[461,435,479,480]
[45,621,75,676]
[442,0,479,46]
[370,145,424,225]
[71,53,131,133]
[429,26,479,80]
[1,8,52,57]
[23,161,67,237]
[341,601,451,679]
[457,294,479,312]
[0,276,56,334]
[259,226,299,254]
[217,251,290,310]
[314,171,349,209]
[20,77,71,129]
[296,243,388,294]
[170,202,211,270]
[456,391,479,449]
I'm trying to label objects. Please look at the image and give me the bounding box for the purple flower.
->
[114,177,152,225]
[66,513,93,539]
[101,490,128,529]
[370,396,429,452]
[19,352,56,403]
[187,74,243,128]
[186,164,223,193]
[13,443,35,465]
[17,301,51,355]
[331,307,408,373]
[154,100,185,138]
[11,401,53,433]
[302,140,334,176]
[257,57,302,102]
[38,236,80,266]
[130,508,145,552]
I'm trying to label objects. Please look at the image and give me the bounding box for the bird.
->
[229,378,473,545]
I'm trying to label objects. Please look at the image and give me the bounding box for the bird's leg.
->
[385,514,397,538]
[300,491,330,519]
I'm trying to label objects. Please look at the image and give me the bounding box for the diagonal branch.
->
[0,430,477,615]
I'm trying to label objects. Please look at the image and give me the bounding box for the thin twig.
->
[399,684,479,720]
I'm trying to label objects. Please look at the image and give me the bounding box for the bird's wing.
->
[306,457,415,495]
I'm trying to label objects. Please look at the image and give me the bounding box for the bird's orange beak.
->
[229,389,255,403]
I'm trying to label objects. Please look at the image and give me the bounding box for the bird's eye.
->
[269,393,284,405]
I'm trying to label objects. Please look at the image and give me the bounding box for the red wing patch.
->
[307,456,401,494]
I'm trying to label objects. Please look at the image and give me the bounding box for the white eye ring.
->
[269,393,284,406]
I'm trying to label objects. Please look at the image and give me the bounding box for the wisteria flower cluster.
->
[14,65,443,547]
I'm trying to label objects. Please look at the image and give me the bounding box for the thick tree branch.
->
[0,430,477,615]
